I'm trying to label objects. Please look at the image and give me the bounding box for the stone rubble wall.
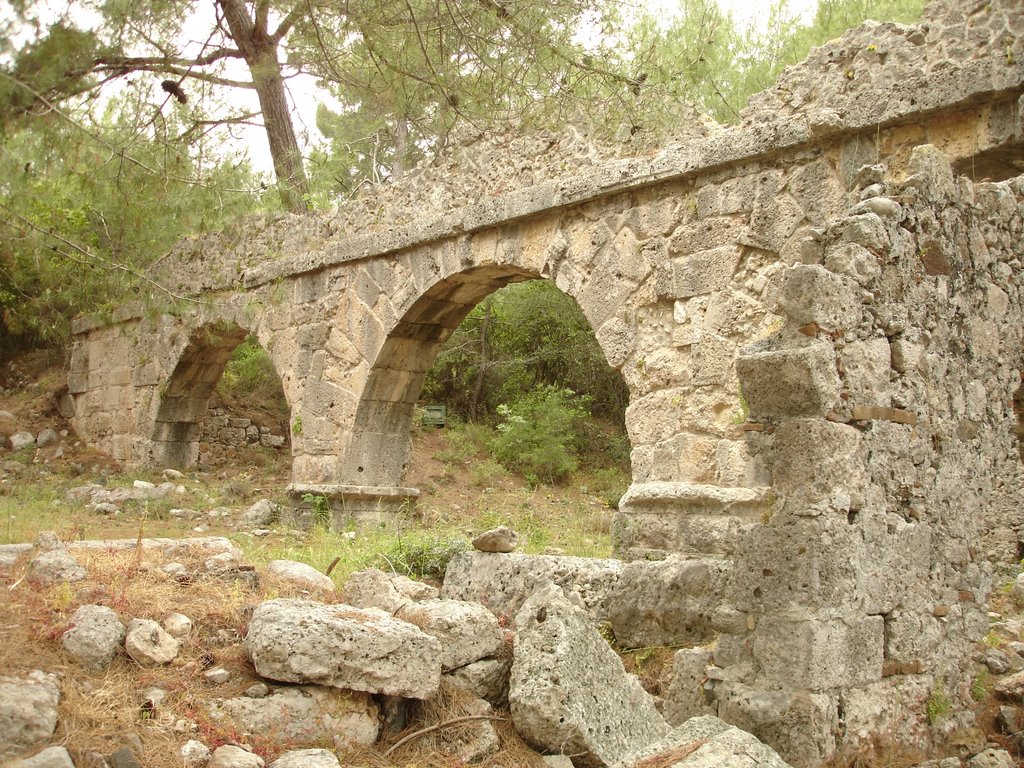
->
[196,405,288,467]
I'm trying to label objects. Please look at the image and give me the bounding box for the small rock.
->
[35,429,58,448]
[162,612,193,638]
[7,745,75,767]
[244,683,270,699]
[472,526,519,553]
[209,745,264,768]
[62,604,126,672]
[264,560,335,592]
[181,740,212,768]
[141,687,168,713]
[993,670,1024,700]
[89,502,120,515]
[163,468,185,480]
[269,750,340,768]
[28,548,86,585]
[9,431,36,451]
[132,480,156,491]
[205,551,240,571]
[34,531,61,551]
[162,562,189,578]
[998,705,1018,735]
[985,650,1012,675]
[242,499,278,527]
[108,747,141,768]
[967,748,1016,768]
[204,667,231,684]
[1012,574,1024,608]
[124,618,180,665]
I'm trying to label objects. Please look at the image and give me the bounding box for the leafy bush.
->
[219,337,281,401]
[376,531,468,581]
[491,385,591,486]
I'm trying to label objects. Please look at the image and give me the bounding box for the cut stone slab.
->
[265,559,335,592]
[343,568,439,613]
[442,551,623,622]
[245,598,442,699]
[270,749,342,768]
[396,598,505,672]
[124,618,180,665]
[0,671,61,760]
[7,745,75,768]
[510,583,669,767]
[61,604,126,672]
[612,715,792,768]
[208,685,379,747]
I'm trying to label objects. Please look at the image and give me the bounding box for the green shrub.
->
[376,531,468,581]
[491,385,591,486]
[219,337,284,404]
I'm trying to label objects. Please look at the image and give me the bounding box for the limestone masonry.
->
[66,0,1024,763]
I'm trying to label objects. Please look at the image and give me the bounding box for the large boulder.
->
[396,598,505,672]
[208,686,379,747]
[611,715,792,768]
[245,598,442,699]
[61,604,126,672]
[0,671,61,760]
[442,551,623,621]
[510,584,669,767]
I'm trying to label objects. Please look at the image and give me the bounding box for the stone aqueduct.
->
[66,1,1024,763]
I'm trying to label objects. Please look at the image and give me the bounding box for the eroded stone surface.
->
[0,671,61,761]
[61,604,126,672]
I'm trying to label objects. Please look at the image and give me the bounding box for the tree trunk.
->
[218,0,309,212]
[468,299,492,421]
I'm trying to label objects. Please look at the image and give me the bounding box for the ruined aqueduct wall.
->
[65,0,1024,763]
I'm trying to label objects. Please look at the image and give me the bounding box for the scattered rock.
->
[510,583,669,766]
[181,740,212,768]
[242,499,278,526]
[7,745,75,767]
[61,604,126,672]
[35,429,58,448]
[209,745,264,768]
[984,650,1012,675]
[264,559,335,592]
[9,431,36,451]
[124,618,180,665]
[204,668,231,684]
[141,687,168,716]
[28,548,86,585]
[612,714,792,768]
[0,671,61,760]
[162,468,185,480]
[243,683,269,698]
[162,612,193,638]
[343,568,438,613]
[209,686,379,748]
[472,526,519,553]
[269,749,341,768]
[396,598,505,672]
[994,670,1024,701]
[108,746,142,768]
[245,598,442,698]
[968,748,1017,768]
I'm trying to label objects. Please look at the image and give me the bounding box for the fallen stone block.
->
[397,598,505,672]
[442,551,623,621]
[264,559,335,592]
[612,714,792,768]
[510,583,669,767]
[208,685,379,747]
[444,657,511,705]
[245,598,442,698]
[343,568,438,613]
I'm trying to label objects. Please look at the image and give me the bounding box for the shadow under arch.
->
[340,262,611,487]
[151,322,285,468]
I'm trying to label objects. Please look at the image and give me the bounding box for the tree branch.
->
[272,4,306,43]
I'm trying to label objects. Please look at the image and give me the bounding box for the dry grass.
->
[632,739,707,768]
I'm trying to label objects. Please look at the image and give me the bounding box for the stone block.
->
[824,242,881,284]
[611,715,792,768]
[510,584,669,767]
[775,265,861,331]
[736,336,840,418]
[396,598,504,672]
[668,245,743,298]
[772,419,866,514]
[663,646,716,725]
[752,613,883,690]
[840,338,892,407]
[606,556,730,648]
[245,598,442,699]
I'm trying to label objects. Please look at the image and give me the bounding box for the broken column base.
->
[285,483,419,529]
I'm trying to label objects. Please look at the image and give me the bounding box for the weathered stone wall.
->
[195,405,287,467]
[64,0,1024,763]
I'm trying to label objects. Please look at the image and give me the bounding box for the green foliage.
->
[218,337,285,406]
[491,385,591,486]
[376,531,468,581]
[970,670,991,702]
[300,492,331,527]
[926,679,951,724]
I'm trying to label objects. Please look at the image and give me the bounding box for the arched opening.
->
[339,265,631,548]
[151,323,290,469]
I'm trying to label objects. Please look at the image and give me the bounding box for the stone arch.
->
[338,262,629,489]
[151,321,288,468]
